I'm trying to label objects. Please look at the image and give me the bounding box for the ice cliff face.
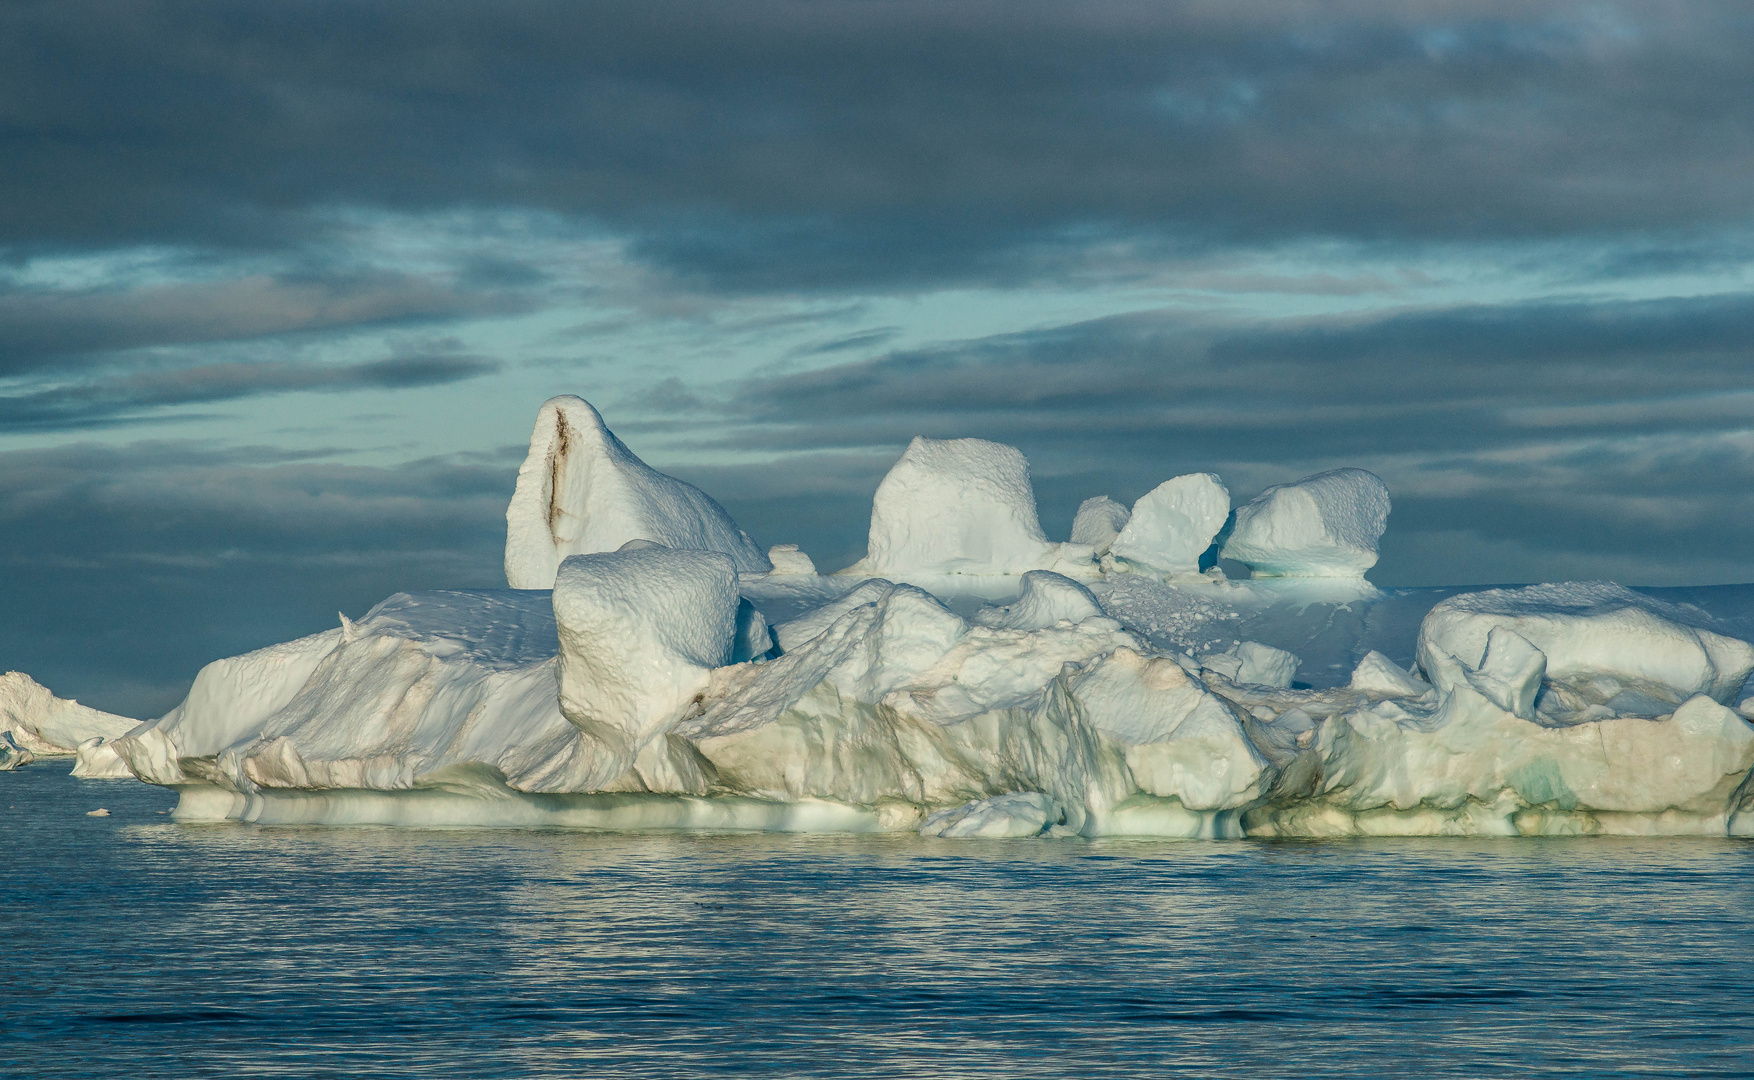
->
[77,398,1754,838]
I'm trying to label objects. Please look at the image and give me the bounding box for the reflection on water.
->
[5,767,1754,1078]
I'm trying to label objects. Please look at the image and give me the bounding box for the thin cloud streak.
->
[0,355,503,429]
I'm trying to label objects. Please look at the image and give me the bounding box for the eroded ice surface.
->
[67,398,1754,837]
[504,395,769,588]
[1221,468,1391,578]
[0,671,138,773]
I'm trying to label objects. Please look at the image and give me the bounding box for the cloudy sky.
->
[5,0,1754,715]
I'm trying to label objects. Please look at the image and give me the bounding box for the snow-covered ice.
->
[841,436,1085,581]
[1108,473,1230,577]
[1220,468,1390,578]
[970,571,1105,631]
[0,671,138,771]
[552,545,739,790]
[1069,496,1131,554]
[1417,582,1754,716]
[764,544,817,575]
[1197,641,1300,689]
[504,395,770,588]
[49,399,1754,839]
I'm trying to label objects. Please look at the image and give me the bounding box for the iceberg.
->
[1197,641,1300,689]
[73,398,1754,839]
[764,544,817,575]
[1417,582,1754,715]
[0,671,138,771]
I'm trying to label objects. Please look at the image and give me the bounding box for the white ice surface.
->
[0,670,138,759]
[843,436,1087,580]
[112,570,1754,838]
[1220,468,1390,578]
[1197,641,1301,689]
[970,571,1105,631]
[1349,652,1433,699]
[552,546,739,789]
[1069,496,1131,554]
[1109,473,1230,577]
[72,736,134,779]
[503,395,769,588]
[764,544,817,575]
[1417,583,1754,719]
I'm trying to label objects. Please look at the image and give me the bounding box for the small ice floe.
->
[86,808,110,817]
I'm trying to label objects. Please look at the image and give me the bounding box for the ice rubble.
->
[504,395,770,588]
[0,671,137,772]
[78,397,1754,838]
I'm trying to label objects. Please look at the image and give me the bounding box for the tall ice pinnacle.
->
[504,395,771,589]
[843,436,1057,577]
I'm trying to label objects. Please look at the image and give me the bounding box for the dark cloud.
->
[0,441,518,716]
[0,355,502,429]
[788,327,903,358]
[2,2,1752,289]
[0,273,526,377]
[708,292,1754,453]
[634,291,1754,585]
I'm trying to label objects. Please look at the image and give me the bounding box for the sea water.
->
[5,766,1754,1078]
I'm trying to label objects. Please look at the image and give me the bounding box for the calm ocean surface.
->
[5,767,1754,1079]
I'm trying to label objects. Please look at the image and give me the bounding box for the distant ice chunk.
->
[845,436,1057,577]
[1070,496,1131,554]
[1417,582,1754,713]
[1348,651,1432,699]
[920,792,1063,838]
[0,670,138,757]
[1109,473,1230,577]
[1220,468,1390,578]
[1198,641,1300,689]
[0,731,33,771]
[971,571,1105,631]
[553,547,739,778]
[765,544,817,575]
[504,395,770,589]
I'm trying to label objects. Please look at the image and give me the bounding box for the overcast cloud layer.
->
[3,1,1753,715]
